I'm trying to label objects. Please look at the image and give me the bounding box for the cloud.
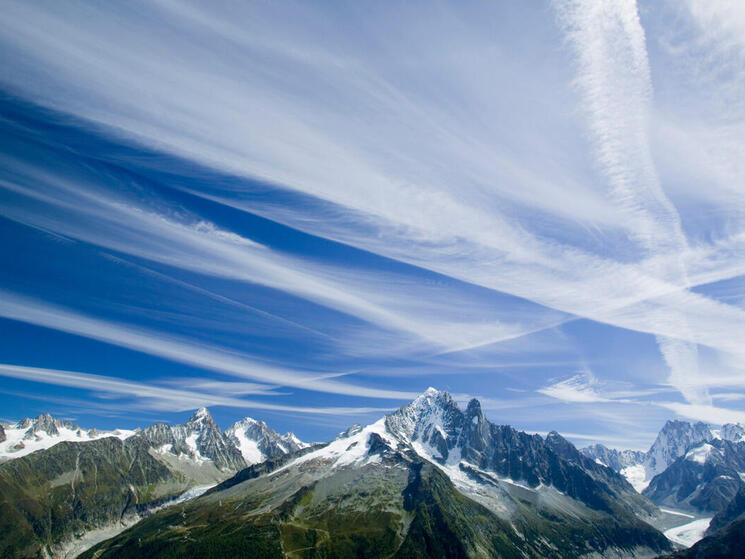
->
[658,401,745,425]
[0,291,418,400]
[0,363,394,415]
[538,372,610,403]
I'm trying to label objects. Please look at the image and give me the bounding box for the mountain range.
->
[582,420,745,515]
[3,389,745,558]
[0,408,307,558]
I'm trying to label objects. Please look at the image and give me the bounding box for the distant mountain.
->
[582,419,745,494]
[645,421,717,479]
[0,413,135,460]
[83,388,671,559]
[0,408,304,558]
[643,439,745,513]
[226,416,308,464]
[582,443,646,472]
[139,407,246,473]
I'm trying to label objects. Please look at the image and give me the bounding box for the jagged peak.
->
[465,398,482,416]
[336,424,363,440]
[186,407,216,429]
[409,387,455,409]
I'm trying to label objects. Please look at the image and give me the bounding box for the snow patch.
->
[620,464,650,492]
[685,443,715,465]
[664,518,711,547]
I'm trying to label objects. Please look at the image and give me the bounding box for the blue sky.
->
[0,0,743,449]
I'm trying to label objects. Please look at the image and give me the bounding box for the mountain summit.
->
[225,416,308,464]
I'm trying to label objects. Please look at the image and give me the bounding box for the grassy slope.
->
[0,436,190,558]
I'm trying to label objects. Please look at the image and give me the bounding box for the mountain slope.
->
[83,389,671,558]
[707,486,745,534]
[0,436,186,558]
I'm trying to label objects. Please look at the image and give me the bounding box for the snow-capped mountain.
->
[1,408,306,473]
[645,420,716,479]
[581,443,646,472]
[643,438,745,513]
[0,407,308,558]
[582,419,745,493]
[225,416,307,465]
[0,413,134,460]
[139,407,247,472]
[87,388,672,558]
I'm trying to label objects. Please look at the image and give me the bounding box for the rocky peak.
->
[643,439,745,513]
[139,409,245,472]
[226,416,307,465]
[336,424,363,440]
[644,419,715,477]
[385,388,461,443]
[465,398,483,418]
[0,424,5,443]
[580,443,646,472]
[19,413,82,441]
[720,423,745,442]
[185,407,217,431]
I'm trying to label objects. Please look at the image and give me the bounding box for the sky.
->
[0,0,743,450]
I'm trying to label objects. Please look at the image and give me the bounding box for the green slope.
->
[81,447,670,559]
[0,436,204,558]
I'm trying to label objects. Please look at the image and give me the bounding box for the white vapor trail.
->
[554,0,706,404]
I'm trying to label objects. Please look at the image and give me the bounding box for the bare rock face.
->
[0,424,5,444]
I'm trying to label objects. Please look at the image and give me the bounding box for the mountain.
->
[582,443,646,472]
[0,413,135,461]
[707,486,745,534]
[139,407,246,473]
[226,416,308,465]
[0,408,302,558]
[643,439,745,513]
[645,421,717,480]
[582,420,745,493]
[82,389,671,558]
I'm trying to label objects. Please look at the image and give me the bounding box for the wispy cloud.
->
[0,363,394,415]
[538,372,610,403]
[0,291,417,400]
